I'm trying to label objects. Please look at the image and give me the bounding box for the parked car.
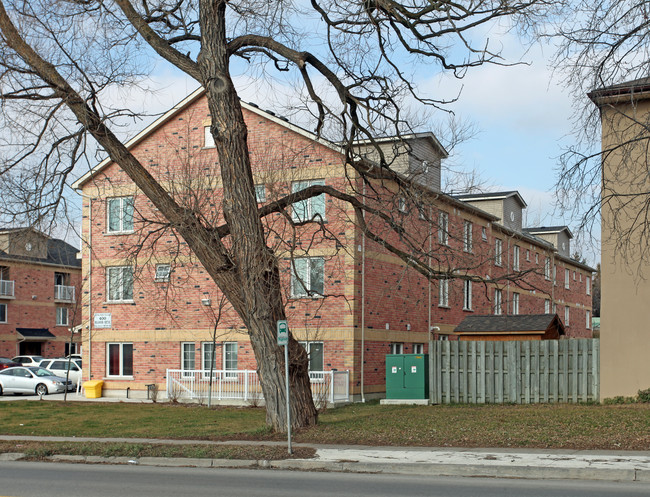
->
[0,366,73,396]
[38,358,82,387]
[11,355,44,367]
[0,358,20,371]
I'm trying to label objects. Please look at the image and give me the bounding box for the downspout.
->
[360,180,366,403]
[427,205,432,344]
[80,193,93,381]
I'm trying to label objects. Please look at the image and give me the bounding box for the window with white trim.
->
[573,271,576,281]
[544,257,550,280]
[390,342,404,354]
[438,278,449,307]
[181,342,195,376]
[586,276,591,295]
[107,343,133,377]
[255,184,266,203]
[495,239,502,266]
[481,226,487,241]
[204,126,215,147]
[553,265,557,286]
[586,310,591,329]
[223,342,238,378]
[202,342,216,377]
[292,179,326,222]
[545,299,551,314]
[413,343,424,354]
[438,211,449,245]
[155,264,171,282]
[553,303,557,314]
[463,280,472,310]
[535,253,539,264]
[513,245,520,271]
[463,221,473,252]
[512,292,520,315]
[107,197,134,233]
[56,307,69,326]
[417,204,427,221]
[398,196,408,213]
[564,306,570,326]
[107,266,133,302]
[0,303,7,323]
[494,289,502,315]
[291,257,324,297]
[300,341,324,371]
[565,268,570,289]
[526,249,530,261]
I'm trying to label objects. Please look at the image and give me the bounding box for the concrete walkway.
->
[1,435,650,482]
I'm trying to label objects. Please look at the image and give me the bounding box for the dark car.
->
[0,358,20,371]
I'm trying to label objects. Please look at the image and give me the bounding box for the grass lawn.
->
[1,400,650,451]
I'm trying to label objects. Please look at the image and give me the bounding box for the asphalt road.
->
[1,462,650,497]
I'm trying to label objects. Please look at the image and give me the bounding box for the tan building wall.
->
[593,86,650,398]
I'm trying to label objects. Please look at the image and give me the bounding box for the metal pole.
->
[285,343,292,454]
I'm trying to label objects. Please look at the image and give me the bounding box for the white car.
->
[38,359,82,387]
[0,366,72,396]
[11,355,44,367]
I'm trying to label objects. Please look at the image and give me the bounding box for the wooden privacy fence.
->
[428,339,599,404]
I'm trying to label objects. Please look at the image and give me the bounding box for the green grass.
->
[2,400,650,450]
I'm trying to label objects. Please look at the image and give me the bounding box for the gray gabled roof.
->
[0,230,80,268]
[454,190,527,208]
[454,314,565,334]
[524,226,574,239]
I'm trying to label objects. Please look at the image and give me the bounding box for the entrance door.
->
[19,341,43,356]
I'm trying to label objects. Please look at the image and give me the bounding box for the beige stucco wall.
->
[600,97,650,398]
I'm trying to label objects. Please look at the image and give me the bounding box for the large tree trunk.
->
[197,0,317,430]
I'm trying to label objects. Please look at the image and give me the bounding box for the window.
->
[418,204,427,221]
[398,196,408,213]
[526,249,530,261]
[65,343,79,356]
[495,239,503,266]
[545,299,550,314]
[553,303,557,314]
[300,341,324,371]
[0,303,6,323]
[564,306,570,326]
[107,343,133,377]
[586,310,591,329]
[390,342,404,354]
[223,342,238,378]
[463,280,472,310]
[107,266,133,302]
[438,335,449,341]
[255,184,266,203]
[512,293,520,315]
[107,196,134,233]
[463,221,473,252]
[56,307,69,326]
[202,342,216,376]
[438,278,449,307]
[553,265,557,286]
[586,276,591,295]
[181,343,195,375]
[438,211,449,245]
[573,271,576,281]
[494,289,502,315]
[565,268,570,289]
[544,257,550,280]
[535,253,539,264]
[513,246,520,271]
[155,264,171,282]
[413,343,424,354]
[204,126,215,147]
[291,257,324,297]
[292,179,325,222]
[481,226,487,241]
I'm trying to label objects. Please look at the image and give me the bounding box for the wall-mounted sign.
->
[94,313,112,329]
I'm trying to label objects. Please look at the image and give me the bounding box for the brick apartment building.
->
[0,228,82,358]
[73,88,594,399]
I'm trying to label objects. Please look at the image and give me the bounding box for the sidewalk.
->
[2,435,650,482]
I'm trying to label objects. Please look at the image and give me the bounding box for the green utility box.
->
[386,354,429,400]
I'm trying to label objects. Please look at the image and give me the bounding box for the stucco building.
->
[73,88,594,399]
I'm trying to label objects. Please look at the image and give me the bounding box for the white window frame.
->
[463,221,473,253]
[553,303,557,314]
[544,257,550,280]
[565,306,570,326]
[155,264,171,282]
[463,280,472,311]
[56,307,69,326]
[553,265,557,286]
[481,226,487,241]
[390,342,404,354]
[586,276,591,295]
[418,204,427,221]
[545,299,551,314]
[586,310,591,329]
[299,341,324,372]
[535,253,539,264]
[438,278,449,307]
[291,257,324,298]
[255,184,266,203]
[204,126,215,148]
[565,268,570,289]
[181,342,195,377]
[201,342,217,378]
[495,239,503,266]
[413,343,424,354]
[106,342,133,378]
[526,249,530,261]
[398,196,408,213]
[512,292,520,315]
[438,211,449,245]
[107,266,134,302]
[513,246,520,271]
[223,342,238,379]
[107,196,134,234]
[291,179,326,222]
[494,289,502,315]
[0,302,7,323]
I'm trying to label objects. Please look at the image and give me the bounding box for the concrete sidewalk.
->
[1,435,650,482]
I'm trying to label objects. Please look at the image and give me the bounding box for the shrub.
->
[637,388,650,403]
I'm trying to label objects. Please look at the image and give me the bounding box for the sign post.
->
[277,320,291,454]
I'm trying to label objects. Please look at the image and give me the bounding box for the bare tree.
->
[0,0,548,430]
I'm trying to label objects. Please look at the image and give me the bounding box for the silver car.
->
[38,359,82,387]
[0,366,72,396]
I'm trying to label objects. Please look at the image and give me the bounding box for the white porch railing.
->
[0,280,14,297]
[166,369,349,404]
[54,285,75,301]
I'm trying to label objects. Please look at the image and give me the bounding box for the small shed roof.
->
[454,314,565,335]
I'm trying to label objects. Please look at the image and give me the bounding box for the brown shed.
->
[453,314,566,341]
